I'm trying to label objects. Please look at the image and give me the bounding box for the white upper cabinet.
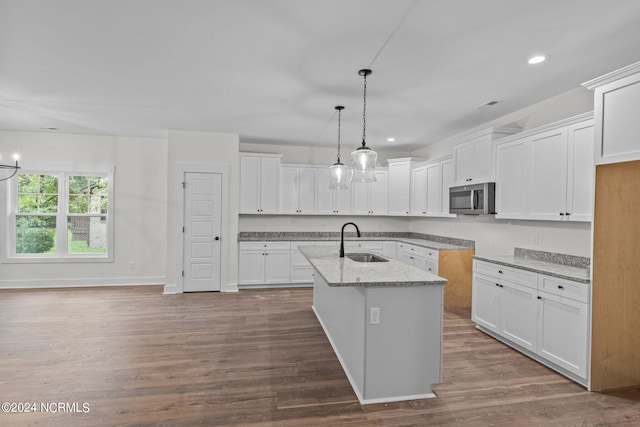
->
[528,128,570,220]
[240,153,282,214]
[453,128,520,185]
[411,157,456,217]
[495,139,528,219]
[494,113,594,222]
[316,168,352,215]
[352,170,388,215]
[279,165,318,214]
[410,164,428,216]
[388,158,425,216]
[582,61,640,165]
[440,157,456,217]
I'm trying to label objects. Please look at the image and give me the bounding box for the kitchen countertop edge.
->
[473,254,590,284]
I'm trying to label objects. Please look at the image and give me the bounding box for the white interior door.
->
[183,172,222,292]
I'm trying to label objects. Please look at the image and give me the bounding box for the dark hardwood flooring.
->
[1,286,639,426]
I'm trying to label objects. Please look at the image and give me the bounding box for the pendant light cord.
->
[361,73,367,147]
[337,108,342,162]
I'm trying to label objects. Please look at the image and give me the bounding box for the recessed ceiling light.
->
[528,55,547,65]
[387,137,395,142]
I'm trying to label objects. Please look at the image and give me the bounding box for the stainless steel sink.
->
[345,253,388,263]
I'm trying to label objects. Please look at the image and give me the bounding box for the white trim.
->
[238,283,313,289]
[175,163,230,293]
[495,112,594,146]
[582,61,640,89]
[221,282,239,292]
[0,276,165,289]
[163,284,178,294]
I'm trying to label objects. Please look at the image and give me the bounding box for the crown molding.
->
[582,61,640,89]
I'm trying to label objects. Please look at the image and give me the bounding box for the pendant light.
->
[351,69,377,183]
[0,153,20,182]
[329,106,351,189]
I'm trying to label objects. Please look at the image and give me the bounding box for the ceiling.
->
[1,0,640,151]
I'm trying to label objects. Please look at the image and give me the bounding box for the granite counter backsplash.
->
[474,247,590,283]
[238,231,475,250]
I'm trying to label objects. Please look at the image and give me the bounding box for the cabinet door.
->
[500,281,538,352]
[440,158,455,216]
[388,161,411,215]
[351,181,370,215]
[334,186,352,214]
[259,157,281,214]
[238,250,265,285]
[566,121,594,221]
[471,135,494,183]
[471,274,501,333]
[264,250,291,284]
[316,169,335,214]
[495,139,528,219]
[425,163,442,216]
[369,170,388,215]
[528,128,568,220]
[454,142,472,184]
[537,291,589,378]
[279,166,299,214]
[298,168,317,214]
[411,166,427,215]
[240,156,261,213]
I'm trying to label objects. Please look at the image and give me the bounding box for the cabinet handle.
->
[537,296,542,300]
[498,270,503,274]
[559,212,565,216]
[565,212,571,216]
[558,285,564,290]
[495,283,500,287]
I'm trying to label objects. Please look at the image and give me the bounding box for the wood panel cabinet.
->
[240,153,282,214]
[472,260,590,385]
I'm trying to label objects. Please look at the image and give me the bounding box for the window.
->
[5,166,114,262]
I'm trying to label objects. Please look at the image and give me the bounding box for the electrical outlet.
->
[369,307,381,325]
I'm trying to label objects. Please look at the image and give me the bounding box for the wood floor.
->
[1,286,639,426]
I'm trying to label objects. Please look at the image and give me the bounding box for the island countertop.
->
[299,245,448,287]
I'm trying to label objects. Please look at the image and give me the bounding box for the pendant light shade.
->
[351,69,377,183]
[329,106,351,189]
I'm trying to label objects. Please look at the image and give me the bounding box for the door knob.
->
[215,236,220,241]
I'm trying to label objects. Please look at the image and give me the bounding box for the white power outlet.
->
[369,307,381,324]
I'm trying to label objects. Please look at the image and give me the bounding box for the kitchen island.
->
[300,245,448,404]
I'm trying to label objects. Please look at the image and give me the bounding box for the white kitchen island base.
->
[312,272,444,404]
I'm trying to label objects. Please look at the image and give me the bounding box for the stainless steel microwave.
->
[449,182,496,215]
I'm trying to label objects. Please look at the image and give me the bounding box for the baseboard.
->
[0,276,165,290]
[163,284,178,294]
[221,282,239,292]
[238,283,313,290]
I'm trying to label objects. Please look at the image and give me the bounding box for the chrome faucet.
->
[340,222,361,257]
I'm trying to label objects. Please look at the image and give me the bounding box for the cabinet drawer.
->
[240,241,291,251]
[397,242,437,260]
[538,274,590,303]
[474,260,537,288]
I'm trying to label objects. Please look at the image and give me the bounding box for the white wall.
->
[166,130,240,290]
[0,131,168,287]
[239,215,411,234]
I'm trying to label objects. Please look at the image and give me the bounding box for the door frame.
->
[174,163,230,293]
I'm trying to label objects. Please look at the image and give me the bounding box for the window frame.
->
[3,162,115,264]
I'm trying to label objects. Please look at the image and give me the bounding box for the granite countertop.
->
[299,245,448,287]
[238,232,474,251]
[474,248,590,283]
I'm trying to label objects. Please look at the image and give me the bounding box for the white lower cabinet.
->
[396,242,438,274]
[238,242,291,286]
[472,260,590,385]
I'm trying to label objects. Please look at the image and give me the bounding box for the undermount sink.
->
[345,253,389,263]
